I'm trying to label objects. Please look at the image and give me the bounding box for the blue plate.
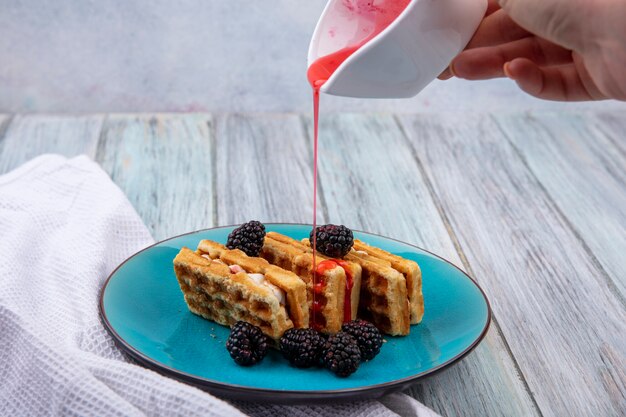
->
[100,224,490,403]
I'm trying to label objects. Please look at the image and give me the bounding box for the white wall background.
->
[1,0,624,113]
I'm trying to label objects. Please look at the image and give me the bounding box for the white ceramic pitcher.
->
[308,0,487,98]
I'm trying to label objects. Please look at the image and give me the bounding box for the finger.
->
[497,0,586,51]
[438,67,453,80]
[486,0,501,16]
[504,58,606,101]
[440,0,505,81]
[466,9,531,49]
[451,37,573,80]
[571,52,610,100]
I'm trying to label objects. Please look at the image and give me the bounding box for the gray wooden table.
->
[0,111,624,417]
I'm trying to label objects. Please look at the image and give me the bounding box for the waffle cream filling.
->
[200,254,286,306]
[247,273,286,306]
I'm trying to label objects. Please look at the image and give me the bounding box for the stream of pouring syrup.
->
[307,0,411,329]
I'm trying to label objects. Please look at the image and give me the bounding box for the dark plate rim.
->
[99,223,492,404]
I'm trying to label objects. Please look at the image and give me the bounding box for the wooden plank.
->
[214,113,321,225]
[0,115,10,137]
[398,113,626,417]
[0,114,11,157]
[304,113,539,417]
[494,112,626,299]
[0,114,103,174]
[595,111,626,157]
[96,114,214,240]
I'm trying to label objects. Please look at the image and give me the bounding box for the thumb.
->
[497,0,591,53]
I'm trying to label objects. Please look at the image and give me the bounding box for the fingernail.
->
[503,62,513,79]
[449,61,458,78]
[438,67,452,80]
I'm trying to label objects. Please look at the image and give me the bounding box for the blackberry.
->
[279,328,325,368]
[341,319,383,361]
[322,331,361,377]
[225,321,269,366]
[226,221,266,257]
[309,224,354,258]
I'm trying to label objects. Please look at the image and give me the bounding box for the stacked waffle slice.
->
[173,241,307,340]
[261,232,362,334]
[173,232,423,339]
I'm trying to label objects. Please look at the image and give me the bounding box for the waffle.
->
[299,238,412,336]
[173,245,298,340]
[260,232,362,334]
[353,240,423,324]
[196,240,308,329]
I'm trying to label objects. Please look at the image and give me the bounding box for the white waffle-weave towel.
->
[0,154,440,417]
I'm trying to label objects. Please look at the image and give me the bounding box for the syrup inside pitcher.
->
[307,0,412,87]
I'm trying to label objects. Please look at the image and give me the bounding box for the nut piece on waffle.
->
[173,242,307,340]
[260,232,362,334]
[353,239,424,324]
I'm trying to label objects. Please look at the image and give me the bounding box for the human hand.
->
[439,0,626,101]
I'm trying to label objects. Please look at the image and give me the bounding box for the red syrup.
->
[314,259,354,325]
[306,0,412,90]
[310,84,321,330]
[311,260,336,330]
[307,0,410,330]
